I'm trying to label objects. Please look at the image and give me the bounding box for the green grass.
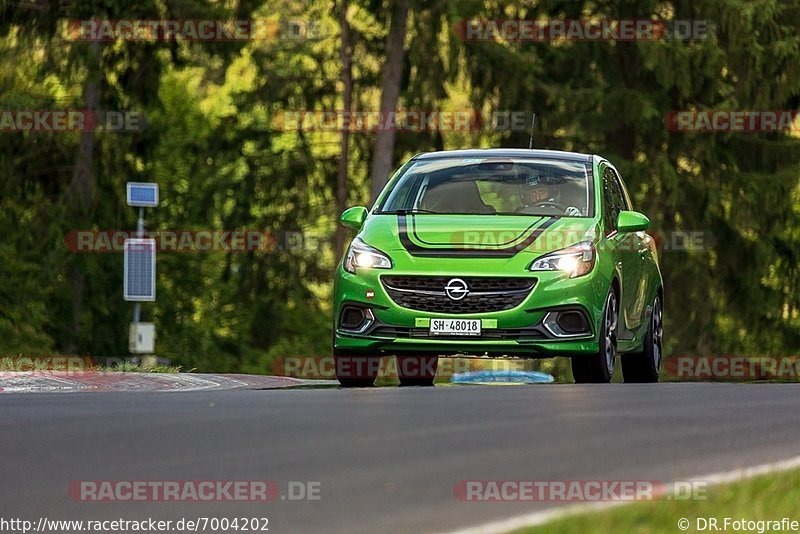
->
[515,467,800,533]
[0,356,184,374]
[102,361,185,373]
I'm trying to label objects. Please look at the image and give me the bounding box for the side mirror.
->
[616,210,650,233]
[340,206,368,230]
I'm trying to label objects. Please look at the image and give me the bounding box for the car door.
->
[610,167,652,331]
[600,163,643,336]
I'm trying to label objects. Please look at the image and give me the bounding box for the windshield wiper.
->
[376,208,440,214]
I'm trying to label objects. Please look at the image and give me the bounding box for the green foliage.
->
[0,0,798,372]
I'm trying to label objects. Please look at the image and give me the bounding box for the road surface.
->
[2,383,799,533]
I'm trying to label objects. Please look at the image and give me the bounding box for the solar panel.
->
[126,182,159,207]
[124,238,156,301]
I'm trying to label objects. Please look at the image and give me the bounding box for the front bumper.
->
[333,259,611,357]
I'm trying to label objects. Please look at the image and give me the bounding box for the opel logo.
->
[444,278,469,301]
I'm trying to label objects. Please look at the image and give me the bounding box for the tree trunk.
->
[369,0,409,203]
[334,0,353,260]
[64,39,100,353]
[70,40,100,208]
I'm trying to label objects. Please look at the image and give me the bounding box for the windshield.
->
[377,157,593,217]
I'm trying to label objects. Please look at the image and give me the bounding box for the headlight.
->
[343,237,392,274]
[529,241,595,278]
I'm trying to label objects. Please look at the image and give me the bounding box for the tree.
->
[334,0,354,259]
[369,0,409,202]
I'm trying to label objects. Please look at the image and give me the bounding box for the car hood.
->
[359,214,598,256]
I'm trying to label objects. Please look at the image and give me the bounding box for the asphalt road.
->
[2,383,800,533]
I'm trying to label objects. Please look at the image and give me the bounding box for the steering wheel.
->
[517,201,566,215]
[533,201,565,211]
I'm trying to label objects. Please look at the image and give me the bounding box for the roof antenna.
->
[528,113,536,149]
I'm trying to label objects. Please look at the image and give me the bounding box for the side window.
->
[602,166,625,235]
[608,167,632,211]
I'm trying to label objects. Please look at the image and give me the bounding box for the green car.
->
[334,149,663,386]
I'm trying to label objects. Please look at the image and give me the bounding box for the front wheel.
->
[572,289,618,383]
[621,295,663,383]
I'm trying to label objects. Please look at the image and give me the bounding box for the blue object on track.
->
[451,370,554,384]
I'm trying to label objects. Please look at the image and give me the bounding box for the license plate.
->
[429,318,481,336]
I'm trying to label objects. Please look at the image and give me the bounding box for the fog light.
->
[543,310,590,338]
[339,306,375,333]
[556,311,588,334]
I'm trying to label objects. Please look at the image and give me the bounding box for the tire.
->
[621,294,663,383]
[396,354,438,387]
[333,349,380,387]
[571,288,618,383]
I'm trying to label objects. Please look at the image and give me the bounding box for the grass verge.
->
[515,467,800,533]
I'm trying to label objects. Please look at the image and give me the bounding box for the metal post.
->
[136,207,144,237]
[130,207,145,357]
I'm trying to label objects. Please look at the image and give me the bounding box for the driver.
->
[518,172,582,216]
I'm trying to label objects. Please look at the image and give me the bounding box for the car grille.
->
[381,276,535,314]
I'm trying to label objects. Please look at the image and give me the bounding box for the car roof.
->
[413,148,594,163]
